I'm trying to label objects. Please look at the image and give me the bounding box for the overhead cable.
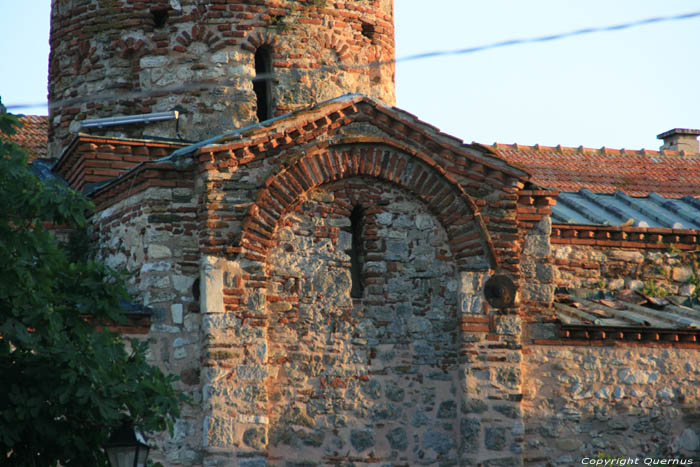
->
[5,10,700,111]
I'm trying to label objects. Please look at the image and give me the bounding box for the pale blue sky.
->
[1,1,698,150]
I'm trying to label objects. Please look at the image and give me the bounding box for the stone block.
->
[673,266,693,282]
[386,427,408,451]
[416,214,433,230]
[495,316,521,336]
[678,428,699,452]
[422,430,454,454]
[350,429,375,451]
[243,427,267,450]
[385,239,408,260]
[555,438,582,452]
[523,234,550,259]
[460,418,480,453]
[485,427,506,451]
[437,400,457,419]
[618,368,649,385]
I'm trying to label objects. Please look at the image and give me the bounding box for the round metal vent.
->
[484,274,516,309]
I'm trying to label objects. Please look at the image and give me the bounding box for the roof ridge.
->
[490,141,699,157]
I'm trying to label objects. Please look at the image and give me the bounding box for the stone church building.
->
[18,0,700,465]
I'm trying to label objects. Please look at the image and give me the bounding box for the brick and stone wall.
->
[76,98,564,465]
[91,184,205,465]
[49,0,395,157]
[191,131,537,464]
[552,243,700,299]
[264,178,462,464]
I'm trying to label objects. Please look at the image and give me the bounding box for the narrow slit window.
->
[151,9,169,29]
[254,46,273,122]
[350,205,363,299]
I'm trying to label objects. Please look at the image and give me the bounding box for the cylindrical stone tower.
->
[48,0,396,158]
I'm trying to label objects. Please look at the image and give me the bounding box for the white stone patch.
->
[141,261,172,273]
[201,256,226,315]
[140,55,169,68]
[171,304,184,324]
[104,252,127,269]
[141,274,170,289]
[151,323,180,333]
[211,50,229,64]
[172,274,195,294]
[238,414,269,425]
[379,229,407,239]
[148,244,172,259]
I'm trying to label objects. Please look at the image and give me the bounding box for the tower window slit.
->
[151,9,169,29]
[254,46,273,122]
[350,205,364,299]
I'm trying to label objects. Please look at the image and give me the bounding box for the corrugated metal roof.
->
[551,189,700,229]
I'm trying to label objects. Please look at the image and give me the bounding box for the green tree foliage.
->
[0,100,185,466]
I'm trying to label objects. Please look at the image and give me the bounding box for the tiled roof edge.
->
[489,142,699,157]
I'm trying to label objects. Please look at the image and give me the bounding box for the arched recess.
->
[240,142,499,272]
[264,177,464,464]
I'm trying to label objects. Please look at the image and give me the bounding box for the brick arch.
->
[116,36,149,59]
[241,31,279,53]
[240,143,499,271]
[171,25,224,53]
[73,40,97,74]
[322,33,352,64]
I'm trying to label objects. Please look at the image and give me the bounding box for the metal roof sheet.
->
[552,190,700,229]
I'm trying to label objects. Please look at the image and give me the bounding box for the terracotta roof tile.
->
[9,115,49,162]
[490,143,700,198]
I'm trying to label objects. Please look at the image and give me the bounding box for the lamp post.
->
[103,422,150,467]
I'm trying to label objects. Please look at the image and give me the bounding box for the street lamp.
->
[103,422,150,467]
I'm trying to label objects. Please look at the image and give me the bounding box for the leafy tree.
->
[0,100,185,466]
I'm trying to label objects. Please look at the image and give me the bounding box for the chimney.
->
[657,128,700,153]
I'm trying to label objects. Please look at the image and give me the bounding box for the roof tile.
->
[491,143,700,198]
[9,115,49,162]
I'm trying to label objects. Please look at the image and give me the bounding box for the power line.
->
[5,10,700,111]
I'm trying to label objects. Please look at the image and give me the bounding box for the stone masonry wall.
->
[49,0,395,157]
[194,139,534,466]
[264,178,461,465]
[523,344,700,464]
[91,185,205,465]
[552,243,700,299]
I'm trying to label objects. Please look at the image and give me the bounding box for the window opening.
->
[151,9,169,29]
[350,205,364,299]
[254,46,274,122]
[361,22,376,42]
